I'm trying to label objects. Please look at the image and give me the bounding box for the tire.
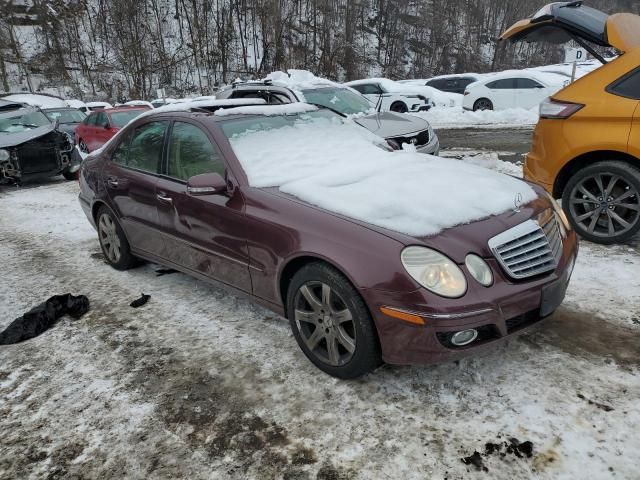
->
[473,98,493,111]
[62,170,78,181]
[562,161,640,244]
[78,139,89,153]
[390,101,408,113]
[286,262,381,379]
[96,206,137,270]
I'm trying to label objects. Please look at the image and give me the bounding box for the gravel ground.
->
[0,178,638,480]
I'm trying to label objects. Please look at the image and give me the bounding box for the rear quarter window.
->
[608,68,640,100]
[486,79,517,89]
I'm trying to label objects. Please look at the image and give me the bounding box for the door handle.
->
[156,192,173,204]
[107,176,119,188]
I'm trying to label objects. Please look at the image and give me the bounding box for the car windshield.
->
[0,109,51,134]
[110,110,146,127]
[45,109,86,124]
[301,87,373,115]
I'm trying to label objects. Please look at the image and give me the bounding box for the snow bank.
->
[413,106,538,129]
[228,118,537,237]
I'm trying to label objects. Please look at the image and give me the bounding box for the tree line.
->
[1,0,638,101]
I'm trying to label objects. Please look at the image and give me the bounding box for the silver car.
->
[216,81,440,155]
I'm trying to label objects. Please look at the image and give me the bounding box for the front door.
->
[103,120,169,257]
[155,120,251,292]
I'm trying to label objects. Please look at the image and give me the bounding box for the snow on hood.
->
[228,118,537,237]
[0,123,58,149]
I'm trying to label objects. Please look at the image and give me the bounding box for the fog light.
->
[450,329,478,346]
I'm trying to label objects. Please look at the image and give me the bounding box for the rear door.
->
[102,120,169,257]
[155,120,251,292]
[613,68,640,158]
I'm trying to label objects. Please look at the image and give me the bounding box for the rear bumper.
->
[523,155,553,193]
[361,230,578,365]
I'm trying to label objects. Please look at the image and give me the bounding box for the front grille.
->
[488,211,563,280]
[390,129,430,147]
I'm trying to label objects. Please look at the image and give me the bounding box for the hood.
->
[0,123,58,149]
[56,123,80,136]
[501,2,640,53]
[354,112,430,138]
[265,184,552,264]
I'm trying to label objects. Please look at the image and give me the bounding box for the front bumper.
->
[361,229,578,365]
[416,135,440,156]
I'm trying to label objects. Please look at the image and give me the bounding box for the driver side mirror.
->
[187,172,227,196]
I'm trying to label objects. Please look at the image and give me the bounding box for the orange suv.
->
[502,2,640,244]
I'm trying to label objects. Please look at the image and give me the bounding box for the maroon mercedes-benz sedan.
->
[79,100,578,379]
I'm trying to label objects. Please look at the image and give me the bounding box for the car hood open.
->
[0,123,58,149]
[354,112,429,139]
[500,2,640,53]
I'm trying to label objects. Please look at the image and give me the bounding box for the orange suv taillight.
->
[539,98,584,119]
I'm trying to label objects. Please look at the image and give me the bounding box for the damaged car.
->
[0,100,82,184]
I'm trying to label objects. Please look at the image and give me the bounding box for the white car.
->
[462,73,568,111]
[345,78,431,113]
[80,101,113,113]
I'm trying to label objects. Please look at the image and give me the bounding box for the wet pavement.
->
[437,127,534,163]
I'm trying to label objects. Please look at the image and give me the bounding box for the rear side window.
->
[127,121,168,173]
[85,113,97,126]
[352,84,384,95]
[608,68,640,100]
[95,112,109,127]
[167,122,225,181]
[516,78,543,89]
[486,79,517,89]
[111,133,131,165]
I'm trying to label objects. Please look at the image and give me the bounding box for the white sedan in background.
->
[345,78,432,113]
[462,72,568,111]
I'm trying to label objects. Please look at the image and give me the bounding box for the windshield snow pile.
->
[215,103,318,117]
[228,118,537,237]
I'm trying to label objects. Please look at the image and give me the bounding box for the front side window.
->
[608,68,640,100]
[127,121,168,173]
[111,132,131,165]
[110,110,147,128]
[95,112,109,128]
[84,113,97,126]
[167,122,225,180]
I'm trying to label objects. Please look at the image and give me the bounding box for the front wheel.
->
[96,206,137,270]
[286,262,381,379]
[562,161,640,244]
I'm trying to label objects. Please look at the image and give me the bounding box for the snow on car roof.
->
[85,101,113,108]
[1,93,67,109]
[214,103,318,117]
[228,117,537,237]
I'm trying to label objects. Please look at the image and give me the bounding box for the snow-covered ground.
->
[0,163,638,479]
[414,106,539,129]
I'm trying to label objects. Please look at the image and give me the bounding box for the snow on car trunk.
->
[228,115,537,237]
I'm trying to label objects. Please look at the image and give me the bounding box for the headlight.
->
[465,254,493,287]
[401,247,467,298]
[543,191,570,231]
[0,149,9,161]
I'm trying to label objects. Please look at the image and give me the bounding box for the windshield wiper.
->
[306,103,348,118]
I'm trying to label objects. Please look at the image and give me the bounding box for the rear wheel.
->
[286,262,381,379]
[473,98,493,111]
[562,161,640,244]
[96,206,137,270]
[390,101,408,113]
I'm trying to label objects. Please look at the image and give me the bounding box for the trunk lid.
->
[500,2,640,53]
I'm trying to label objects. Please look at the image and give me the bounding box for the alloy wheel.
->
[474,99,493,111]
[293,281,356,367]
[569,173,640,239]
[98,213,122,263]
